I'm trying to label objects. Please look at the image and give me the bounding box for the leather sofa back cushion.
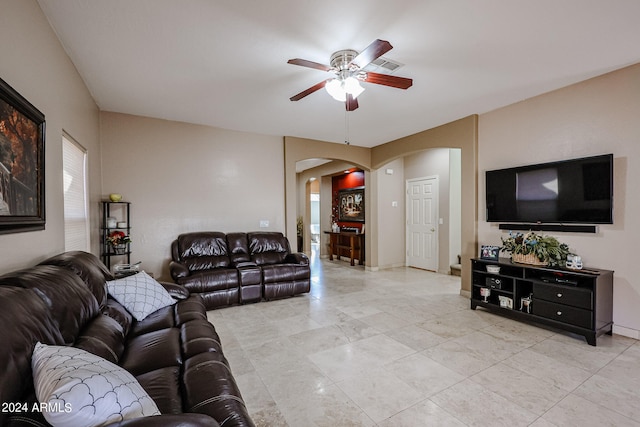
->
[177,232,231,271]
[103,297,134,336]
[0,265,99,345]
[121,328,183,376]
[75,314,126,364]
[39,250,113,308]
[248,232,290,265]
[0,286,65,416]
[135,367,183,415]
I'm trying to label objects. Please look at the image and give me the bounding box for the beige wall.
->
[375,158,406,269]
[100,112,285,280]
[478,63,640,339]
[0,0,101,273]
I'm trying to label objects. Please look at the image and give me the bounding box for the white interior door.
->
[406,177,439,271]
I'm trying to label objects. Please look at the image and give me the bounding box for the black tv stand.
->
[498,223,597,233]
[471,258,613,346]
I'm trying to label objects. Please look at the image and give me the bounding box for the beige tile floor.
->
[206,247,640,426]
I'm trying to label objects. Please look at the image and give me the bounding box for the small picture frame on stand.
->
[480,245,500,260]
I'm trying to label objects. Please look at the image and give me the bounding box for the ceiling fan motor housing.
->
[330,49,359,78]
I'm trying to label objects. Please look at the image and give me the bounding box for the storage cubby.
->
[471,257,613,346]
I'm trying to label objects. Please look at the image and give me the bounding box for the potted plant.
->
[107,230,131,254]
[296,216,304,252]
[500,231,570,267]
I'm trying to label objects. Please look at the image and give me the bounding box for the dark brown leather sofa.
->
[0,251,254,427]
[169,231,310,309]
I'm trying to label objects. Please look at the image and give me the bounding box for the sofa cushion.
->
[174,295,209,325]
[136,367,183,415]
[103,297,134,337]
[32,342,160,427]
[75,314,126,364]
[0,287,65,424]
[248,232,290,265]
[107,271,176,321]
[0,265,99,345]
[183,352,251,425]
[39,250,113,308]
[199,289,240,309]
[178,269,239,293]
[120,328,182,376]
[180,319,224,359]
[261,264,310,284]
[176,232,231,271]
[129,304,176,337]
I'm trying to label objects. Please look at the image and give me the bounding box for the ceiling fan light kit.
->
[288,39,412,111]
[325,76,364,102]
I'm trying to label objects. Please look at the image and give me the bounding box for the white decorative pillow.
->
[107,271,175,320]
[32,342,160,427]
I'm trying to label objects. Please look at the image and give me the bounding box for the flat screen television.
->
[486,154,613,224]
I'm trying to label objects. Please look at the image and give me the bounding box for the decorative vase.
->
[112,244,126,254]
[511,253,548,266]
[109,193,123,202]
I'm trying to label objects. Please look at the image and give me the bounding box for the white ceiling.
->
[38,0,640,148]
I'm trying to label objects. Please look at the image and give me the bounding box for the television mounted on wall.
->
[486,154,613,226]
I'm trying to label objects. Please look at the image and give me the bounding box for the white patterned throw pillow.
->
[32,342,160,427]
[106,271,175,320]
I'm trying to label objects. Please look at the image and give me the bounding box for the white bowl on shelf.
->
[486,265,501,274]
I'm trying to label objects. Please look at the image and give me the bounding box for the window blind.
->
[63,135,89,251]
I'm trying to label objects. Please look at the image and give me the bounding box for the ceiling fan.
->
[288,39,413,111]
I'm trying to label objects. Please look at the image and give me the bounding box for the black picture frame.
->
[481,245,500,260]
[338,187,365,222]
[0,77,45,234]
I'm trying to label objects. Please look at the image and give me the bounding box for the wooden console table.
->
[324,231,365,266]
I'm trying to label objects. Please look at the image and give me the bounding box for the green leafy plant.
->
[296,216,304,236]
[500,231,570,267]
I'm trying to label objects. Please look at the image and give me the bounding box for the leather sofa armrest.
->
[106,413,220,427]
[285,252,309,265]
[169,260,190,279]
[160,281,190,300]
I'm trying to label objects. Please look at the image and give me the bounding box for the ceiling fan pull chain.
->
[344,110,350,145]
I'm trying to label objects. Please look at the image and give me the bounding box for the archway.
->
[284,114,477,294]
[296,158,367,258]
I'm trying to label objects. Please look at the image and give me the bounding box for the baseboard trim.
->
[366,262,405,271]
[613,325,640,340]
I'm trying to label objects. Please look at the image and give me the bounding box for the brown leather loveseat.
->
[169,231,310,309]
[0,251,254,427]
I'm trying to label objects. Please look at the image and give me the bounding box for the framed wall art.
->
[0,77,45,234]
[338,186,365,222]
